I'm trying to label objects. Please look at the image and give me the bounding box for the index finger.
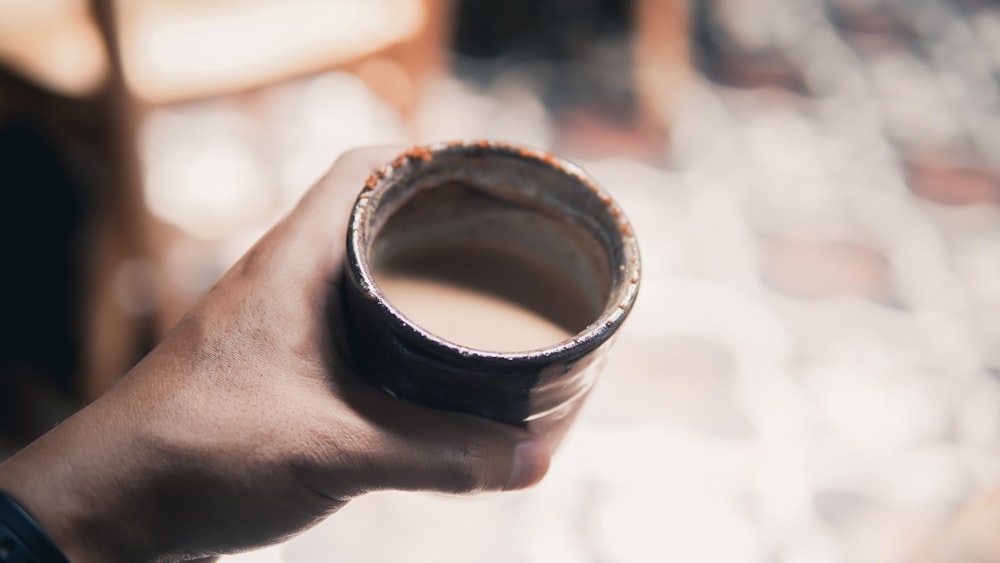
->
[293,145,406,242]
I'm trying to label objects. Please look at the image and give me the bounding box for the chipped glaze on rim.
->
[345,140,641,365]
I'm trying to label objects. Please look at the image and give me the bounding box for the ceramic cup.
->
[341,141,640,448]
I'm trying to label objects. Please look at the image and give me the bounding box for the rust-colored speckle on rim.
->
[363,145,440,191]
[514,145,536,159]
[411,145,435,161]
[512,144,559,169]
[394,145,434,166]
[362,165,390,191]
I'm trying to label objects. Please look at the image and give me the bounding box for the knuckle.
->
[445,440,493,493]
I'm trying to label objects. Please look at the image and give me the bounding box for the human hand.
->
[0,146,551,562]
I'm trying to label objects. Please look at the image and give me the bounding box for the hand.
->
[0,146,551,562]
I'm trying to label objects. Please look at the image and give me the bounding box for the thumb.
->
[356,405,552,494]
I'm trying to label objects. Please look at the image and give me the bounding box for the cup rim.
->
[345,140,641,363]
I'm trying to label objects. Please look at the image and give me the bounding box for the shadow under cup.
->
[342,142,640,448]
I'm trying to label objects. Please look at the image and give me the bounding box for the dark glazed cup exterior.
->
[341,141,640,448]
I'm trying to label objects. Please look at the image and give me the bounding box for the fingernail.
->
[505,440,551,491]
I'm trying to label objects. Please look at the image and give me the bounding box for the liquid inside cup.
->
[369,181,612,353]
[374,241,583,352]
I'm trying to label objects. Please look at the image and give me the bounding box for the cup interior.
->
[361,147,625,347]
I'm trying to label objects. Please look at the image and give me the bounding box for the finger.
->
[238,145,404,293]
[292,144,406,242]
[342,391,552,494]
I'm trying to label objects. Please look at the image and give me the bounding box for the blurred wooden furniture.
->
[115,0,450,116]
[634,0,694,135]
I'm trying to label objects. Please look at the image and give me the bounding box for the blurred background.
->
[4,0,1000,561]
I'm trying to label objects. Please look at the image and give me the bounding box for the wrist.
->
[0,398,159,562]
[0,490,71,563]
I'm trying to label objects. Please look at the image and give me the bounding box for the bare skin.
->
[907,486,1000,563]
[0,147,551,562]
